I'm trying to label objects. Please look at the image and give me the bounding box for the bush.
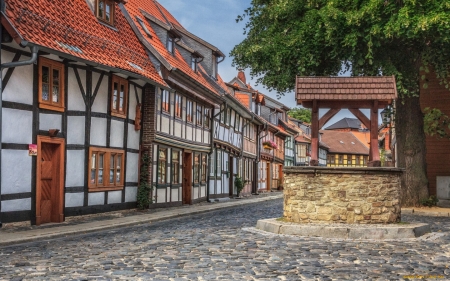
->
[234,176,245,197]
[420,196,438,207]
[137,152,153,209]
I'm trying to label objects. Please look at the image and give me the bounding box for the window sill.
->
[161,110,171,116]
[39,103,65,112]
[174,116,183,121]
[89,186,124,192]
[111,111,127,119]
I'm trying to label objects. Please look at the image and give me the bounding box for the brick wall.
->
[420,71,450,196]
[142,84,157,185]
[283,167,402,224]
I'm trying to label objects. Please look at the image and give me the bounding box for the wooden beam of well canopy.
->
[318,108,341,129]
[348,108,370,129]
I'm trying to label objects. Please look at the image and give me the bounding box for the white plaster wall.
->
[67,116,85,145]
[91,71,109,113]
[204,131,210,144]
[193,187,199,200]
[161,116,170,134]
[110,120,124,148]
[39,113,62,131]
[209,180,215,195]
[108,191,122,204]
[1,198,31,212]
[157,188,166,203]
[67,68,87,111]
[125,186,137,202]
[156,115,161,131]
[127,124,140,150]
[88,192,104,206]
[65,193,84,208]
[126,152,139,182]
[66,150,85,187]
[174,122,182,138]
[90,117,107,146]
[186,126,192,141]
[196,128,202,142]
[201,185,206,198]
[128,86,142,120]
[2,108,32,144]
[1,150,31,194]
[2,51,33,105]
[171,188,179,202]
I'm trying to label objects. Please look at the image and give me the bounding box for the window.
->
[111,75,128,118]
[39,57,64,112]
[226,108,231,126]
[161,89,170,113]
[136,16,151,37]
[204,108,210,128]
[194,154,200,183]
[220,105,225,123]
[174,94,182,118]
[158,148,167,184]
[235,114,240,131]
[347,155,352,166]
[201,155,207,182]
[167,36,174,54]
[338,155,343,165]
[186,100,193,123]
[172,150,180,184]
[210,149,215,176]
[89,147,124,191]
[216,150,222,177]
[96,0,114,25]
[196,105,203,126]
[191,57,197,71]
[356,156,360,166]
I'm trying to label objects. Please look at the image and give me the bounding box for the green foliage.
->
[420,195,439,207]
[380,149,386,167]
[234,176,245,196]
[231,0,450,98]
[287,107,311,123]
[423,107,450,139]
[137,152,152,210]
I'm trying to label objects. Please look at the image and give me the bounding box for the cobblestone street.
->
[1,198,449,280]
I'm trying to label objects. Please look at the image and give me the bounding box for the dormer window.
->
[96,0,115,25]
[136,16,152,38]
[167,36,174,54]
[191,57,197,72]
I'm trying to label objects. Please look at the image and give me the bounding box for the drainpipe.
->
[207,102,226,202]
[0,14,39,227]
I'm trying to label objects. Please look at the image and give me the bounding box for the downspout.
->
[207,102,226,202]
[0,22,39,227]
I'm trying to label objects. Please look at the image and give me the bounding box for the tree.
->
[231,0,450,206]
[288,107,311,123]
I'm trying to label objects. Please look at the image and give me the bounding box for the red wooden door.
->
[36,137,65,225]
[182,152,192,204]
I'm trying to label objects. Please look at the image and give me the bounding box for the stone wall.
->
[283,167,403,224]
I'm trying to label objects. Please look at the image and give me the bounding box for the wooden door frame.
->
[36,136,65,226]
[229,156,234,197]
[182,151,192,205]
[266,161,271,191]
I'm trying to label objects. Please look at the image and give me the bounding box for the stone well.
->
[283,167,404,224]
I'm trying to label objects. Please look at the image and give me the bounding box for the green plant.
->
[420,196,439,208]
[137,152,152,210]
[234,176,245,197]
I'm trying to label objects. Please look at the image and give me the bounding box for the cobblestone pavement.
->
[1,199,450,280]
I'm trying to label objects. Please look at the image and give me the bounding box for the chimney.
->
[237,69,246,84]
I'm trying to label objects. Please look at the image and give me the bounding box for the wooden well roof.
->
[296,76,397,107]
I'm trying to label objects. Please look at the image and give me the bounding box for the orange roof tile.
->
[235,92,251,108]
[125,0,219,95]
[320,130,369,155]
[350,131,371,149]
[4,0,166,86]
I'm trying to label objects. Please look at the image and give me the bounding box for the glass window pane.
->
[91,153,97,184]
[113,82,118,110]
[98,0,104,18]
[42,84,49,101]
[116,155,122,183]
[52,68,60,103]
[110,154,115,183]
[105,3,111,22]
[42,66,50,101]
[98,154,104,184]
[119,84,124,112]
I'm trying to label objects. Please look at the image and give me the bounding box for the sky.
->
[157,0,372,127]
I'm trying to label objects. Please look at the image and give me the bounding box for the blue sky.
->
[157,0,368,126]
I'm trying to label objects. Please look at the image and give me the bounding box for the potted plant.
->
[234,176,245,197]
[262,140,278,150]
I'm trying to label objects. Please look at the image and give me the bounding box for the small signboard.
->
[29,144,37,156]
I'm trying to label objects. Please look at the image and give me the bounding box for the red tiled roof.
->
[320,130,369,155]
[125,0,219,95]
[296,76,397,102]
[4,0,166,86]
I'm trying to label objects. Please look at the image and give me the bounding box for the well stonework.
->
[283,167,404,224]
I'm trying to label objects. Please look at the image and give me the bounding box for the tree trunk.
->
[396,95,428,207]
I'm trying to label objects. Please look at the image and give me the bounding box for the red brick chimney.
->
[237,69,246,84]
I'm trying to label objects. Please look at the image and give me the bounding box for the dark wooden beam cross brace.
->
[310,100,319,166]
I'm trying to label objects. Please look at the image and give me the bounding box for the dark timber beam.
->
[348,108,370,129]
[310,100,319,166]
[318,108,340,129]
[368,101,381,167]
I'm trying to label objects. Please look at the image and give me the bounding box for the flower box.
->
[262,140,278,150]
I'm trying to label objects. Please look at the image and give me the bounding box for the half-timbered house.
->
[123,0,226,206]
[0,0,167,224]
